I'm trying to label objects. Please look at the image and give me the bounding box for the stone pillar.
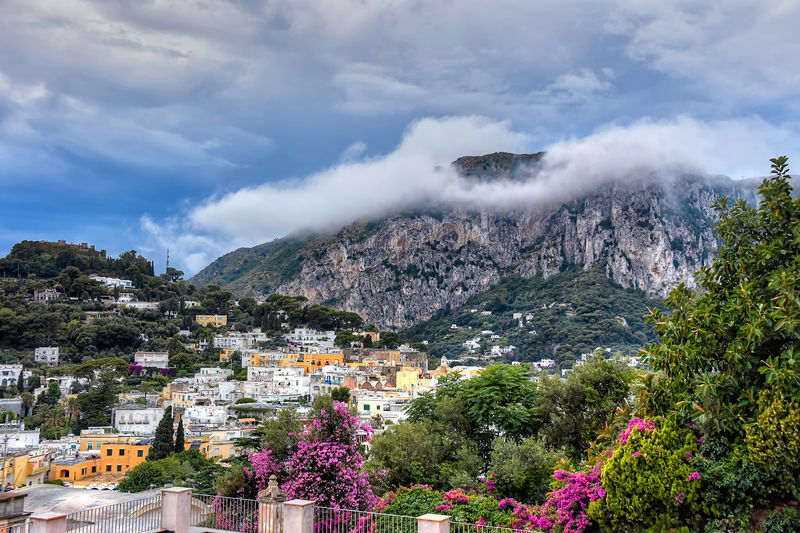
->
[161,486,192,533]
[257,475,287,533]
[29,512,67,533]
[283,499,314,533]
[417,513,450,533]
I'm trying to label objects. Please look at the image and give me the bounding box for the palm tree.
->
[65,397,80,430]
[20,392,33,418]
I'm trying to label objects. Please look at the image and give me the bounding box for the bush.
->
[762,507,800,533]
[745,391,800,492]
[589,418,700,531]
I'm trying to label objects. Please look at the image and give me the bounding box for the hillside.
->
[192,153,760,329]
[402,264,662,366]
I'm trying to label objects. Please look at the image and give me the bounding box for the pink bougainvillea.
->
[281,401,376,511]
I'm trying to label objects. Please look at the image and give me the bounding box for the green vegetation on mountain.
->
[403,265,662,366]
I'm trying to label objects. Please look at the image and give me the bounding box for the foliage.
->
[643,156,800,443]
[537,355,633,461]
[119,450,220,493]
[743,390,800,492]
[282,401,376,510]
[366,417,481,492]
[489,437,562,503]
[175,418,185,453]
[589,418,700,531]
[147,406,174,461]
[403,265,661,364]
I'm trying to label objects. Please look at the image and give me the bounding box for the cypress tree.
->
[174,418,185,454]
[147,406,174,461]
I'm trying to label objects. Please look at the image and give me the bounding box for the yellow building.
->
[0,451,31,489]
[395,367,425,391]
[219,349,236,362]
[51,432,154,485]
[291,353,345,375]
[196,315,228,327]
[25,451,51,486]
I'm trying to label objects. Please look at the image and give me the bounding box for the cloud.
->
[606,1,800,103]
[143,114,795,276]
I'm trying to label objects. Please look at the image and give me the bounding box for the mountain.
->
[191,153,760,331]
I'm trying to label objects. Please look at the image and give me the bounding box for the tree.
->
[16,375,23,393]
[45,380,61,405]
[537,355,633,461]
[65,396,80,430]
[148,406,174,461]
[643,156,800,444]
[489,437,563,503]
[331,386,351,403]
[175,418,185,453]
[254,406,302,463]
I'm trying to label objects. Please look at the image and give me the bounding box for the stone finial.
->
[257,474,287,503]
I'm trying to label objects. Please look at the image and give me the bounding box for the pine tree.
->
[174,418,185,454]
[147,406,174,461]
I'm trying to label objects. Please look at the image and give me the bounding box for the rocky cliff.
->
[192,154,760,329]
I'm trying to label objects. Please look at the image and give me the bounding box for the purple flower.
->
[688,471,700,481]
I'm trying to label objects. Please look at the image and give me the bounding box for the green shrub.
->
[745,391,800,492]
[589,418,700,531]
[762,507,800,533]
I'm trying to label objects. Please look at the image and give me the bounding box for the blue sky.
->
[1,1,798,275]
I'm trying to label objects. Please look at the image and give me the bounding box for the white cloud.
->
[607,1,800,102]
[143,114,796,275]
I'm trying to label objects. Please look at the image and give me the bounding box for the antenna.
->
[166,249,170,274]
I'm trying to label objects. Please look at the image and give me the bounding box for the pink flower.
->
[688,471,700,481]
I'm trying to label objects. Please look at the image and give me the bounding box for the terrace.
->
[9,479,533,533]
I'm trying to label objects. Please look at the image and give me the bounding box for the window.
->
[117,465,122,472]
[119,449,124,456]
[106,449,112,456]
[87,443,92,450]
[92,466,96,473]
[105,465,111,472]
[363,405,370,411]
[137,450,143,457]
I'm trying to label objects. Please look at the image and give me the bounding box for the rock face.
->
[192,156,759,329]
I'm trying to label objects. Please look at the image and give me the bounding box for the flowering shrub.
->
[378,485,514,527]
[588,417,700,530]
[281,402,376,511]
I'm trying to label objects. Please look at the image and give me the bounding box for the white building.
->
[0,420,40,451]
[213,331,269,351]
[195,367,233,383]
[0,365,23,388]
[117,293,135,304]
[89,275,134,288]
[112,406,165,435]
[34,346,59,366]
[124,301,159,310]
[134,351,170,369]
[285,328,335,353]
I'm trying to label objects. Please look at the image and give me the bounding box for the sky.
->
[0,0,798,276]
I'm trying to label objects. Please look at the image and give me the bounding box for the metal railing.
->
[190,494,260,533]
[451,522,538,533]
[314,506,417,533]
[65,494,162,533]
[1,522,29,533]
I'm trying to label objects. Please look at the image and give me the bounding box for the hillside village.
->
[0,240,642,493]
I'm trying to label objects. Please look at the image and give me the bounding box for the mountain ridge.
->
[191,153,760,329]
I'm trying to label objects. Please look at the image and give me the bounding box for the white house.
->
[112,406,165,435]
[134,351,170,369]
[285,328,335,353]
[34,346,59,366]
[89,275,134,288]
[0,365,23,388]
